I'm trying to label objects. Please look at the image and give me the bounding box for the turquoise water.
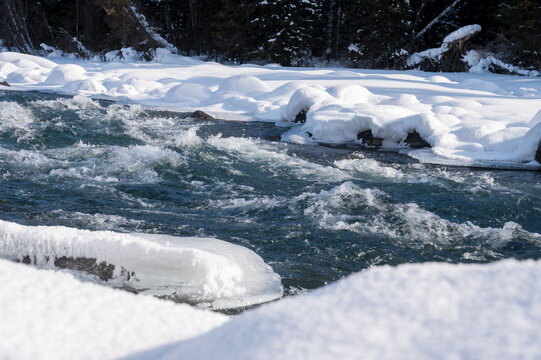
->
[1,90,540,296]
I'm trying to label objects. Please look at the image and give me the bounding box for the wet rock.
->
[54,256,115,281]
[0,81,9,87]
[404,131,431,148]
[536,141,541,164]
[294,109,307,123]
[189,110,215,121]
[18,255,116,281]
[357,130,383,147]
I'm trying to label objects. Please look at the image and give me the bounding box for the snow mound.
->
[44,64,87,85]
[218,75,271,95]
[78,78,107,93]
[164,83,210,103]
[134,259,541,360]
[0,259,227,360]
[0,219,283,309]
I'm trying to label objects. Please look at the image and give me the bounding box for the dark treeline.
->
[1,0,539,71]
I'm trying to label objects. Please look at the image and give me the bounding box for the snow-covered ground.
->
[0,50,540,168]
[2,255,540,360]
[133,259,541,360]
[0,258,227,360]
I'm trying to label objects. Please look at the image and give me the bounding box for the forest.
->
[1,0,540,72]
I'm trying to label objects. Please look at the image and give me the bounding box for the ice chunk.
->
[0,219,283,309]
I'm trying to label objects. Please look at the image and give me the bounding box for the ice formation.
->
[0,219,283,309]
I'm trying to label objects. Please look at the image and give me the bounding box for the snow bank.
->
[0,50,540,168]
[131,259,541,360]
[280,83,540,167]
[0,259,227,360]
[0,219,283,309]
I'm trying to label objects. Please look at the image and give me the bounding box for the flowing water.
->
[1,90,540,299]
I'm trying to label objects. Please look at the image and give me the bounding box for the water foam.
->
[0,101,36,141]
[207,135,351,181]
[296,182,541,248]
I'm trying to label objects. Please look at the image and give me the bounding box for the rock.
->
[0,81,10,87]
[536,141,541,164]
[189,110,215,121]
[19,255,117,281]
[357,130,383,147]
[404,131,431,148]
[294,109,307,123]
[54,256,115,281]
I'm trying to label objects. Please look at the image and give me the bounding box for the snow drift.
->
[131,259,541,360]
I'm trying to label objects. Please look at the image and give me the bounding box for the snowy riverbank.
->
[1,50,540,169]
[2,254,541,360]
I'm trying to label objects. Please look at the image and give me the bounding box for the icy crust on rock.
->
[0,51,540,168]
[132,259,541,360]
[0,219,283,309]
[0,259,227,360]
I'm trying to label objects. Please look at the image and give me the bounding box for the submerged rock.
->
[357,130,383,147]
[404,131,431,148]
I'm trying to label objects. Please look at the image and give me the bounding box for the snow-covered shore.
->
[133,259,541,360]
[1,50,540,168]
[2,255,541,360]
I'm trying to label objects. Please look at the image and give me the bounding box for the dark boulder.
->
[20,255,116,281]
[54,256,115,281]
[189,110,215,121]
[294,109,307,123]
[357,130,383,147]
[0,81,10,87]
[536,141,541,164]
[404,131,431,148]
